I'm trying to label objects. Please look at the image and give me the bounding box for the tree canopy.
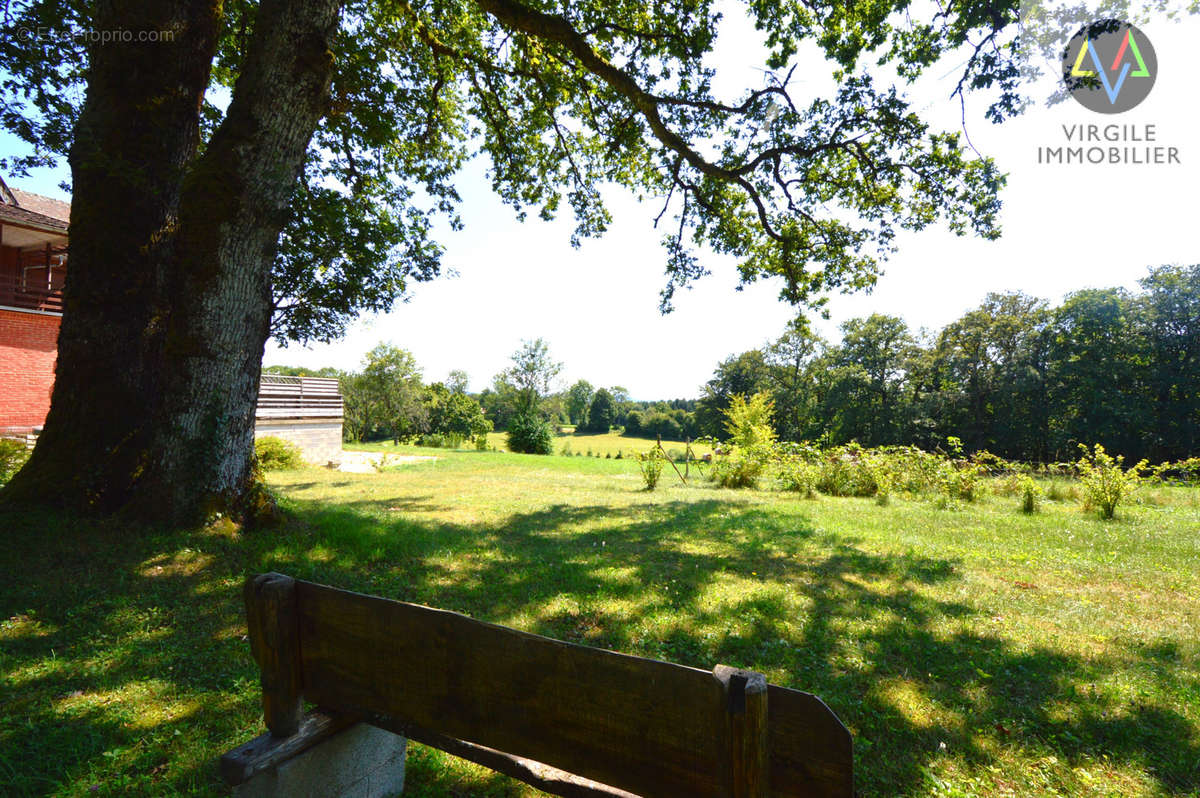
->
[0,0,1053,521]
[2,0,1016,338]
[694,265,1200,463]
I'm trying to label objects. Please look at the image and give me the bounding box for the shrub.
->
[0,438,31,485]
[1019,475,1041,513]
[938,437,983,504]
[254,436,304,471]
[470,417,493,451]
[816,443,878,497]
[415,432,446,448]
[711,393,777,489]
[777,455,818,498]
[636,449,665,490]
[1077,443,1146,520]
[506,412,554,455]
[941,461,983,503]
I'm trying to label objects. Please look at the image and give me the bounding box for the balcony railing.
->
[256,375,344,419]
[0,274,63,314]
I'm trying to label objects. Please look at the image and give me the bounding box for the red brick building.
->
[0,177,69,433]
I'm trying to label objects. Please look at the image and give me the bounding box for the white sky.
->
[6,9,1197,399]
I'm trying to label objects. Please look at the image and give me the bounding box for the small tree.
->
[361,344,427,443]
[636,448,666,490]
[446,370,470,395]
[425,383,489,442]
[565,380,595,427]
[1077,444,1147,520]
[711,393,777,488]
[586,388,616,433]
[505,339,562,415]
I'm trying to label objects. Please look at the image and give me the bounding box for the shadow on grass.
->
[0,494,1197,796]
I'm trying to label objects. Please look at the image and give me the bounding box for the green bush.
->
[0,438,31,485]
[816,444,879,497]
[937,438,983,505]
[254,436,304,471]
[1077,443,1146,520]
[777,455,818,498]
[636,449,665,490]
[711,393,777,489]
[1020,475,1041,513]
[506,412,554,455]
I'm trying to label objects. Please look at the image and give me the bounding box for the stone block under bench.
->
[221,711,406,798]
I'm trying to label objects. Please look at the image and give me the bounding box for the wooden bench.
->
[221,573,854,797]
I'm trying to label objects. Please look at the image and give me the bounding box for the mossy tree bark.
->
[3,0,342,524]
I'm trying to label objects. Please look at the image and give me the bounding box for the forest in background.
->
[267,263,1199,463]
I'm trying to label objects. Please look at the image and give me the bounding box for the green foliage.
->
[585,388,616,433]
[697,266,1200,465]
[505,339,562,416]
[425,382,488,441]
[777,453,819,498]
[711,393,777,489]
[696,351,771,438]
[415,432,465,448]
[1077,444,1147,520]
[565,380,594,427]
[253,436,304,471]
[815,443,880,497]
[937,438,984,505]
[360,343,427,443]
[636,449,665,491]
[0,438,31,485]
[1020,475,1041,514]
[2,0,1029,337]
[506,411,554,455]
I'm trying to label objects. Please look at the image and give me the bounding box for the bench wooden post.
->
[715,665,770,798]
[244,572,303,737]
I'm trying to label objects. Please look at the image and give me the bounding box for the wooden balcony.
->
[256,375,344,419]
[0,274,63,314]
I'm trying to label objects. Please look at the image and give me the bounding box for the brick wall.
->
[0,308,60,428]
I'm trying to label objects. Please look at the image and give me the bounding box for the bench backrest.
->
[243,572,853,797]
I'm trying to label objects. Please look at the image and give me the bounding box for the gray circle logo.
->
[1062,20,1156,113]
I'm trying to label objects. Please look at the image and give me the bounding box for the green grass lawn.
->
[2,449,1198,796]
[349,431,707,460]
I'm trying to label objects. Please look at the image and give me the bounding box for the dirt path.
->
[335,450,437,473]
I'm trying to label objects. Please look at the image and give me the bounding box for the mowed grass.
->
[349,431,707,460]
[1,449,1198,796]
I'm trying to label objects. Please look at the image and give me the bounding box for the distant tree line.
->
[696,265,1199,462]
[264,264,1196,461]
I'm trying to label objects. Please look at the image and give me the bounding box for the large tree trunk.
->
[3,0,342,525]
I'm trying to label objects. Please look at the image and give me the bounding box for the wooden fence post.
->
[245,572,303,737]
[714,664,769,798]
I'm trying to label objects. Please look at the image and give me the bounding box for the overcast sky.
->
[6,8,1197,399]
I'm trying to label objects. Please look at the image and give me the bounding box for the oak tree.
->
[1,0,1017,522]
